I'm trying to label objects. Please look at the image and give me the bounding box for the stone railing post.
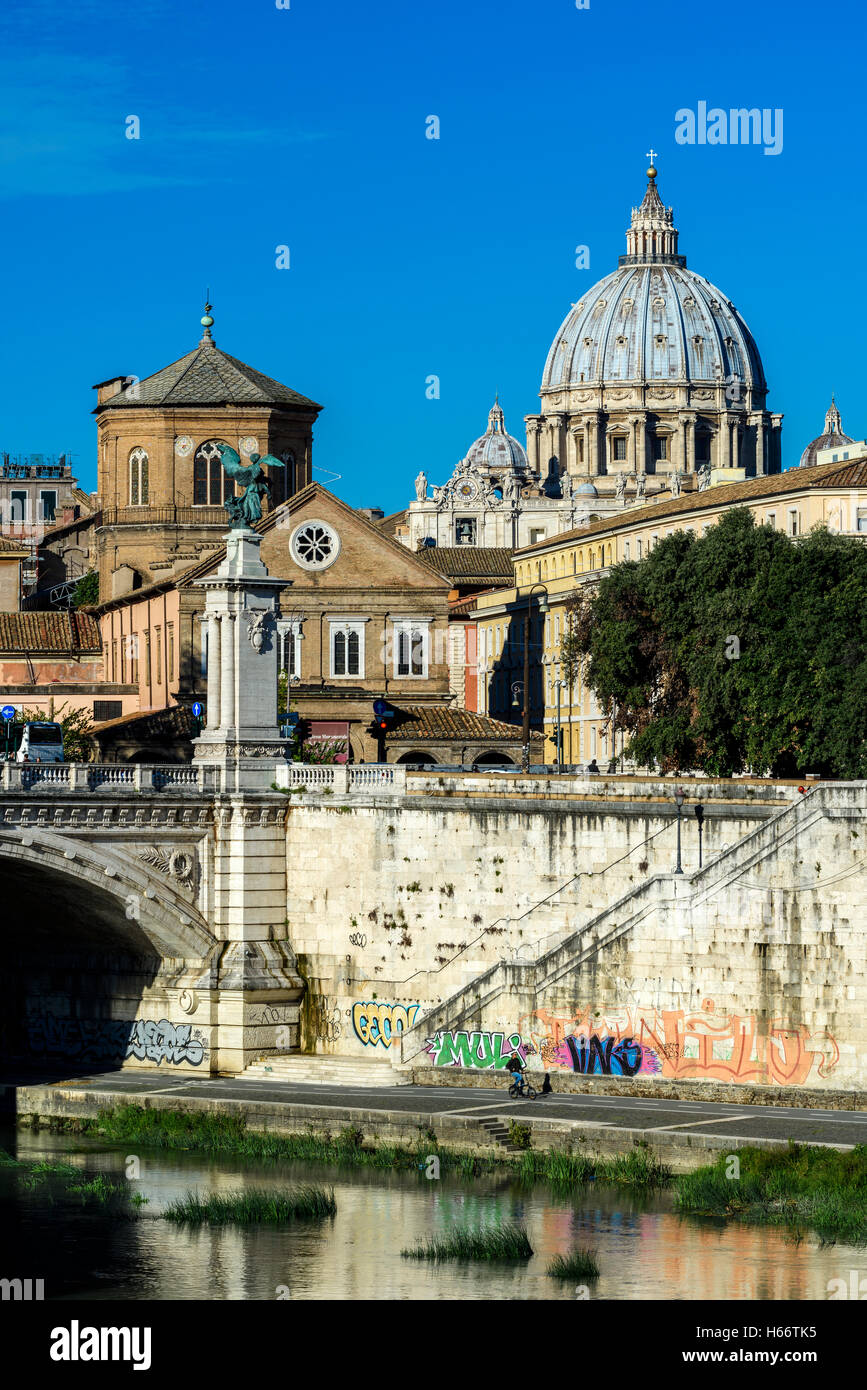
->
[134,765,154,791]
[69,763,90,790]
[331,766,349,795]
[4,762,23,790]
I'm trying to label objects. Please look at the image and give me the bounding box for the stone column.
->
[207,613,222,728]
[754,415,766,476]
[682,413,696,475]
[633,414,647,476]
[525,418,541,474]
[584,418,594,475]
[568,424,581,475]
[220,613,236,731]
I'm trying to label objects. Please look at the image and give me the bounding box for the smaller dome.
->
[464,397,529,474]
[799,396,854,468]
[576,482,598,497]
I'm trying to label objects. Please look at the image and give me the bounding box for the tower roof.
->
[96,306,322,412]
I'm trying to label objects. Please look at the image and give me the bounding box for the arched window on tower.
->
[129,447,149,505]
[194,440,235,506]
[268,450,296,507]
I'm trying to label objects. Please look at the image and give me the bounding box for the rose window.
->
[290,520,340,571]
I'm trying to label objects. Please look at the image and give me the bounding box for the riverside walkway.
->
[5,1070,865,1170]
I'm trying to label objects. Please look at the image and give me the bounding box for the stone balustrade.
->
[273,762,407,795]
[0,761,219,794]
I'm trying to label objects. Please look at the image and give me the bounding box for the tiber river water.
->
[2,1127,858,1301]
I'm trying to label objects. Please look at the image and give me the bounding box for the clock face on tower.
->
[456,479,478,501]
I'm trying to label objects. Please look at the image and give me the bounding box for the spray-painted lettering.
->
[424,1029,531,1069]
[351,1001,419,1048]
[25,1014,208,1067]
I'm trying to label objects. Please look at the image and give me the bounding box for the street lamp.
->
[694,802,705,868]
[673,785,685,874]
[520,583,548,772]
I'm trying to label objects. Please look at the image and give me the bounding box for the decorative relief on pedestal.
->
[246,608,274,652]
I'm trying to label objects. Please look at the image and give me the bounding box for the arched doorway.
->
[472,750,515,766]
[395,750,438,765]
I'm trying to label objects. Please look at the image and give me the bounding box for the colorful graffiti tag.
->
[352,1001,420,1049]
[517,1002,839,1087]
[559,1033,661,1076]
[424,1029,533,1069]
[25,1014,208,1067]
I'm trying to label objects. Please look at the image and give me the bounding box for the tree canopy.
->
[565,509,867,778]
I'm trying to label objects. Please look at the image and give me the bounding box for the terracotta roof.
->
[415,547,515,581]
[96,342,322,411]
[0,611,101,653]
[376,509,408,534]
[515,458,867,556]
[386,705,543,743]
[92,704,195,735]
[449,593,480,616]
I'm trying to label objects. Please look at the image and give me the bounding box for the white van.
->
[11,721,65,763]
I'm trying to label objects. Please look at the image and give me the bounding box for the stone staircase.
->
[399,783,866,1070]
[242,1055,405,1087]
[477,1115,524,1152]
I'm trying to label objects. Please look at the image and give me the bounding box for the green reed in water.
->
[164,1185,336,1226]
[402,1223,533,1262]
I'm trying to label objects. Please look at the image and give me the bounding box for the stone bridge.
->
[0,755,410,1076]
[0,759,302,1074]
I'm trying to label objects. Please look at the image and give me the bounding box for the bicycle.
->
[507,1073,537,1100]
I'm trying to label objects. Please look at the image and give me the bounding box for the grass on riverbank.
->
[402,1224,533,1262]
[165,1185,336,1226]
[547,1248,600,1280]
[675,1142,867,1244]
[53,1104,671,1190]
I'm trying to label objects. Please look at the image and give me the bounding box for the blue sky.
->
[0,0,862,513]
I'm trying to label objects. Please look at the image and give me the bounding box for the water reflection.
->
[1,1128,854,1301]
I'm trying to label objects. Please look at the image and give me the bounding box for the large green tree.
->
[570,509,867,778]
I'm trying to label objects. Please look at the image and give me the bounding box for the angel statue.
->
[218,443,283,528]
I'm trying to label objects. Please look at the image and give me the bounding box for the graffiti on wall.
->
[310,996,342,1043]
[425,1030,533,1070]
[25,1014,208,1067]
[517,1002,839,1087]
[351,1001,420,1048]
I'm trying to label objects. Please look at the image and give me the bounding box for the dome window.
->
[593,299,607,313]
[655,334,667,347]
[582,337,592,348]
[652,296,665,308]
[616,335,628,347]
[692,335,703,345]
[621,298,634,314]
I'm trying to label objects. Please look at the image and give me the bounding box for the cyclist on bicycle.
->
[505,1049,526,1094]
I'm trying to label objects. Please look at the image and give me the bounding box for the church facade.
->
[404,398,581,552]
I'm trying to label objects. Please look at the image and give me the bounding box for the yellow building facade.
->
[475,458,867,764]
